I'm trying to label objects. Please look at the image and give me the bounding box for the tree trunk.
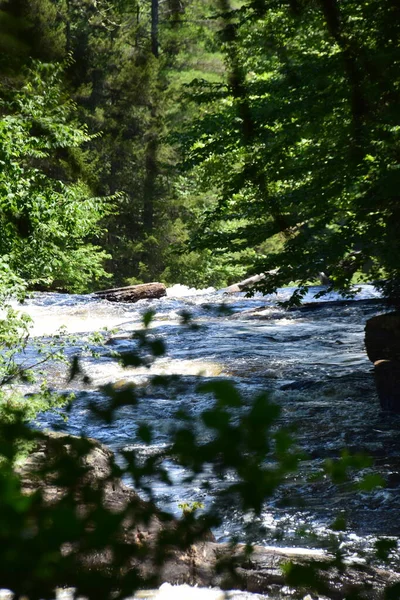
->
[151,0,159,58]
[143,134,158,233]
[222,272,279,293]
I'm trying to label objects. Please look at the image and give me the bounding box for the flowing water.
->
[11,284,400,597]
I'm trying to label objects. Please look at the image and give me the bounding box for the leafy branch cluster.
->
[179,0,400,301]
[0,60,112,293]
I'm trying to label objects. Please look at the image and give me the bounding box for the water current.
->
[12,284,400,598]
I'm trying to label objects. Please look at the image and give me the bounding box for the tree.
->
[0,0,246,289]
[0,60,111,291]
[179,0,400,302]
[0,5,396,597]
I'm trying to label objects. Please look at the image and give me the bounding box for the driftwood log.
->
[16,433,400,599]
[94,282,167,303]
[222,273,272,294]
[222,271,331,294]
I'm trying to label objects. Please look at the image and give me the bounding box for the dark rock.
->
[17,432,165,542]
[153,542,400,598]
[374,359,400,413]
[365,313,400,411]
[17,432,214,543]
[365,312,400,363]
[291,298,385,312]
[16,433,400,597]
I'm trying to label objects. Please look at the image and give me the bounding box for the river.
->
[13,284,400,598]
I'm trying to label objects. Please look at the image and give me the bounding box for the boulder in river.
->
[94,282,167,303]
[365,312,400,363]
[373,359,400,413]
[365,312,400,412]
[14,431,214,595]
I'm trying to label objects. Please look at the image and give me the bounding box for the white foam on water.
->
[2,586,327,600]
[84,358,224,387]
[9,296,140,337]
[135,583,226,599]
[0,585,270,600]
[28,313,137,337]
[275,283,381,304]
[5,282,382,338]
[166,284,216,298]
[133,583,268,599]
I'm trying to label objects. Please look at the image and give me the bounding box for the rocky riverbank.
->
[14,432,400,600]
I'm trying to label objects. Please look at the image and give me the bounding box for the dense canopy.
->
[180,0,400,301]
[1,0,399,297]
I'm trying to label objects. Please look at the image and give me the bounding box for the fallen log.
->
[222,272,275,294]
[222,271,331,294]
[94,282,167,303]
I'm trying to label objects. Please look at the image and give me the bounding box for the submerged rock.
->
[279,380,316,391]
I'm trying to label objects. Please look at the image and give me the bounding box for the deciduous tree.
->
[180,0,400,301]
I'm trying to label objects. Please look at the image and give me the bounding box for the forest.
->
[1,0,399,297]
[0,0,400,598]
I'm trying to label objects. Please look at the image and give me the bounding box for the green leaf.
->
[375,538,398,562]
[149,339,166,357]
[197,380,242,407]
[68,355,80,382]
[357,473,385,492]
[143,310,155,328]
[137,424,153,444]
[120,352,143,367]
[330,515,347,532]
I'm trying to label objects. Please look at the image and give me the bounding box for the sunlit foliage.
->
[0,61,111,291]
[180,0,400,301]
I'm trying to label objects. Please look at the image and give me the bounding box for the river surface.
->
[13,284,400,597]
